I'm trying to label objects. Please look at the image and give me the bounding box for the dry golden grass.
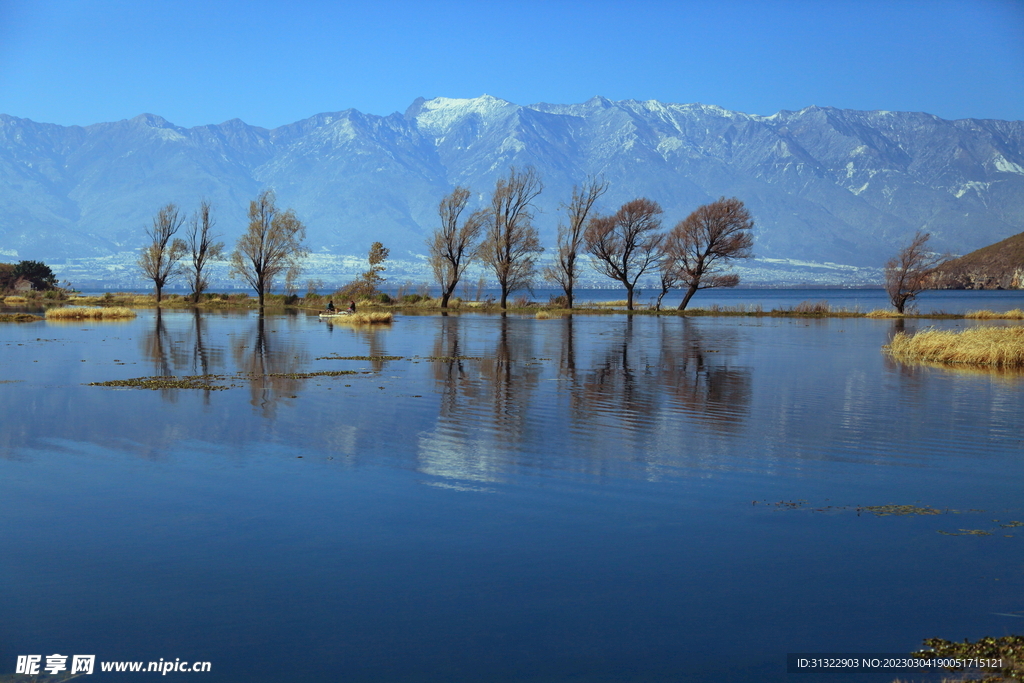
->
[964,308,1024,320]
[712,303,765,314]
[66,293,199,307]
[886,325,1024,368]
[324,311,393,325]
[45,306,137,320]
[3,295,28,305]
[791,300,832,314]
[866,309,904,318]
[0,313,43,322]
[537,309,584,319]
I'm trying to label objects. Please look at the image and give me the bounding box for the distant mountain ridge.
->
[1,95,1023,271]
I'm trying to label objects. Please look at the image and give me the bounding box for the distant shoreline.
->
[5,291,1023,322]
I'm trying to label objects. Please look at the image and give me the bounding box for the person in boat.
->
[325,299,335,314]
[347,300,356,313]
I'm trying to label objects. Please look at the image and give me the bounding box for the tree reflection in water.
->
[141,308,226,404]
[478,315,543,437]
[549,315,752,473]
[320,317,398,374]
[417,314,754,481]
[577,315,661,427]
[419,315,544,484]
[140,308,175,382]
[431,315,482,419]
[656,318,751,434]
[231,314,309,419]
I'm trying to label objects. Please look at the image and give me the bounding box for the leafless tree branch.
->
[584,197,664,310]
[664,197,754,311]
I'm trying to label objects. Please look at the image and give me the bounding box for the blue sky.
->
[1,0,1022,128]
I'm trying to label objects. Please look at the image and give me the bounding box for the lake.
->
[2,291,1022,682]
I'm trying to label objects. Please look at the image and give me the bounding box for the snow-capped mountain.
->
[1,95,1022,268]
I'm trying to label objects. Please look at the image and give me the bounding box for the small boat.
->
[318,311,352,318]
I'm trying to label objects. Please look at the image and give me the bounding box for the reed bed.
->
[964,308,1024,320]
[45,306,137,320]
[886,325,1024,368]
[707,303,764,314]
[0,313,42,322]
[789,300,832,315]
[3,296,28,305]
[866,309,903,318]
[325,311,393,325]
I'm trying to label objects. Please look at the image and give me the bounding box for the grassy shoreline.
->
[5,291,1024,321]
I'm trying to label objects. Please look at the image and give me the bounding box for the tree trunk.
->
[625,284,634,311]
[155,285,162,303]
[655,286,669,311]
[440,289,451,309]
[500,288,508,309]
[566,286,574,310]
[677,284,699,311]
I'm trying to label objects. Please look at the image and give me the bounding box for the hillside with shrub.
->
[934,231,1024,289]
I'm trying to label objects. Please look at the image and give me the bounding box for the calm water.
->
[2,296,1023,682]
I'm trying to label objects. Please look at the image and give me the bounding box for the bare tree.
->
[884,231,946,313]
[666,197,754,311]
[584,198,664,310]
[138,203,187,303]
[544,177,608,309]
[184,199,224,303]
[229,189,308,308]
[428,187,486,308]
[479,167,544,309]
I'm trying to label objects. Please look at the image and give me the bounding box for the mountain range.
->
[2,95,1023,279]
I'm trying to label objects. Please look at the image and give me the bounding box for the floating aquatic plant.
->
[913,634,1024,682]
[87,369,359,390]
[861,504,942,516]
[88,376,230,391]
[316,355,405,361]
